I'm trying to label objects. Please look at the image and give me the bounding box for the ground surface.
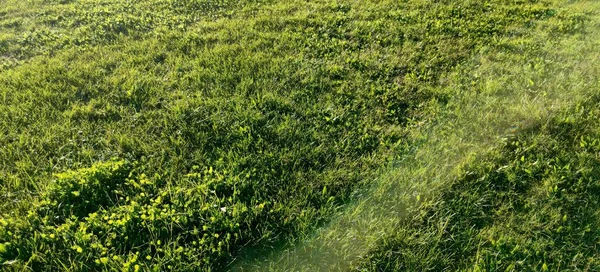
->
[0,0,599,271]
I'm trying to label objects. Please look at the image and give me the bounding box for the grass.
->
[357,2,600,270]
[231,1,600,270]
[0,0,598,271]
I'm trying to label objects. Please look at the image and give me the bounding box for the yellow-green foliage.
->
[1,160,266,270]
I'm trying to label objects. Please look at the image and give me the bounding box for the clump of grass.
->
[1,160,269,270]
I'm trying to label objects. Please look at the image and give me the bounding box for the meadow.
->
[0,0,598,271]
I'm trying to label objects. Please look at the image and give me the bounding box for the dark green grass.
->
[360,97,600,271]
[0,0,585,271]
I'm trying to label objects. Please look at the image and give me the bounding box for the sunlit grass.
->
[1,0,598,271]
[232,0,600,270]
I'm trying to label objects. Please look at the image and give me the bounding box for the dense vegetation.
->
[0,0,597,271]
[361,99,600,271]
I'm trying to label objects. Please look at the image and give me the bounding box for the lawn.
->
[0,0,598,271]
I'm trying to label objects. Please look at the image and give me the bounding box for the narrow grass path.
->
[231,1,600,270]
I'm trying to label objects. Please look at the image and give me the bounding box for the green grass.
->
[230,1,600,270]
[363,102,600,271]
[0,0,598,271]
[357,2,600,271]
